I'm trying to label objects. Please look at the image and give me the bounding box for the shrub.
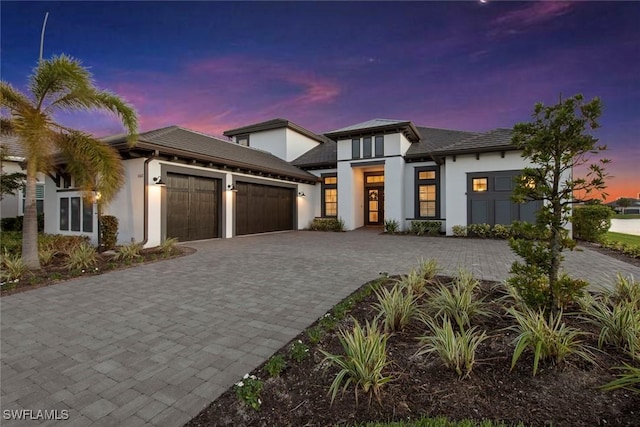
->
[572,204,612,242]
[509,307,594,375]
[416,316,487,378]
[264,355,286,377]
[52,235,92,255]
[425,270,489,331]
[309,218,345,232]
[397,268,428,296]
[0,250,28,282]
[383,219,400,234]
[410,220,442,236]
[99,215,119,250]
[321,319,392,404]
[38,247,57,266]
[0,231,22,254]
[581,297,640,359]
[64,243,98,271]
[374,283,419,332]
[492,224,512,239]
[234,374,263,410]
[601,364,640,393]
[113,242,142,262]
[290,339,309,362]
[0,215,44,232]
[307,326,324,345]
[417,258,440,283]
[452,225,467,237]
[612,274,640,308]
[467,223,492,238]
[159,237,179,258]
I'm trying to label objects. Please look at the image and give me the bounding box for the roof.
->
[405,127,480,159]
[324,119,422,143]
[606,198,640,207]
[0,135,26,159]
[292,139,337,168]
[106,126,319,183]
[223,118,328,144]
[429,128,516,156]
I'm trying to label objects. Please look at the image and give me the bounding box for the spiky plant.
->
[374,283,419,332]
[582,297,640,360]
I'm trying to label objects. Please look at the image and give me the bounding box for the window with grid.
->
[416,167,438,218]
[322,175,337,217]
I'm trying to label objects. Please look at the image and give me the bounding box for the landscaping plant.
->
[321,319,392,404]
[159,237,179,258]
[307,326,324,345]
[64,242,98,271]
[451,225,467,237]
[416,316,487,378]
[611,274,640,308]
[99,215,119,250]
[508,307,594,375]
[38,247,57,266]
[383,219,400,234]
[508,94,609,312]
[0,250,28,283]
[581,297,640,360]
[234,373,263,410]
[290,339,310,362]
[113,242,142,262]
[572,204,613,242]
[264,355,286,378]
[398,268,428,296]
[417,258,440,284]
[374,283,419,332]
[601,364,640,393]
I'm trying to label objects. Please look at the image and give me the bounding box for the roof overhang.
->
[223,119,326,144]
[324,121,422,143]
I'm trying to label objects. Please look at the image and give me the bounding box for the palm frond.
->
[0,117,15,135]
[0,81,32,111]
[54,131,125,203]
[29,55,93,110]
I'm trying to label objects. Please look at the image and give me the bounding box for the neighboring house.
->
[606,198,640,215]
[40,117,543,246]
[0,135,45,220]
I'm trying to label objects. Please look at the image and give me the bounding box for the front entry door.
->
[365,187,384,225]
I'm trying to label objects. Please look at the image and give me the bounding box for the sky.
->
[1,1,638,200]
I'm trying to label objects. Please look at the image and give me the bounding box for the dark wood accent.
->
[235,182,295,235]
[365,187,384,225]
[166,173,220,242]
[414,166,440,219]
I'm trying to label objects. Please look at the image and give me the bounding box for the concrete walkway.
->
[1,230,638,426]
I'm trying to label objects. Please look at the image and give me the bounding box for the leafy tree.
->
[617,197,632,215]
[0,146,26,200]
[0,55,137,269]
[508,94,609,310]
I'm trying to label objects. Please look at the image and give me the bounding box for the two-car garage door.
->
[166,173,294,241]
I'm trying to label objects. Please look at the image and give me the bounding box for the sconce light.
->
[227,184,238,192]
[153,176,166,186]
[94,191,102,203]
[298,191,306,197]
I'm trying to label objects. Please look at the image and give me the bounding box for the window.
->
[472,178,488,192]
[416,167,438,218]
[22,183,45,216]
[322,175,337,217]
[365,175,384,184]
[237,135,250,147]
[60,196,93,232]
[352,138,360,159]
[363,137,372,158]
[375,135,384,157]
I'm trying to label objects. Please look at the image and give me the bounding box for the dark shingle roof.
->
[292,140,337,168]
[405,127,480,159]
[0,135,26,159]
[223,118,328,144]
[429,128,515,156]
[106,126,319,183]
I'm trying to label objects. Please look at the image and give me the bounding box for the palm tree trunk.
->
[22,165,41,270]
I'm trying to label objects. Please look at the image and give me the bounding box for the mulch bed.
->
[0,246,195,297]
[187,278,640,427]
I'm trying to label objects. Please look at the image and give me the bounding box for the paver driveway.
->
[2,230,639,426]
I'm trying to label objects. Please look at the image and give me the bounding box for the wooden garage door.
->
[166,173,220,241]
[235,182,294,235]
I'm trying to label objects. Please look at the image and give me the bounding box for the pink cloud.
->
[491,1,576,36]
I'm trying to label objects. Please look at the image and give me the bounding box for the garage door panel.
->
[167,173,220,242]
[236,182,294,236]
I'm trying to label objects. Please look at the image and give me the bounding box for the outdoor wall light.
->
[153,176,166,186]
[227,184,238,192]
[298,191,306,197]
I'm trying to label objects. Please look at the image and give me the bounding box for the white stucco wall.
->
[243,128,287,161]
[444,151,531,235]
[43,178,99,245]
[307,168,337,220]
[105,158,146,245]
[0,161,22,218]
[384,157,405,227]
[285,129,321,162]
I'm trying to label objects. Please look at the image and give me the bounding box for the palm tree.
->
[0,55,138,269]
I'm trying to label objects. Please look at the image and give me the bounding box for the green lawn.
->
[612,213,640,219]
[604,231,640,246]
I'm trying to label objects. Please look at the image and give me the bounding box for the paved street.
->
[1,230,638,426]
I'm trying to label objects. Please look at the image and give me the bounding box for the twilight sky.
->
[2,1,638,200]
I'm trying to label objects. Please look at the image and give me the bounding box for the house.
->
[606,197,640,215]
[37,118,542,246]
[0,135,45,220]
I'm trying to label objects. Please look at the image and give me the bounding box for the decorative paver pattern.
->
[1,230,638,426]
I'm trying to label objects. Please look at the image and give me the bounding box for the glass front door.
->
[365,187,384,225]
